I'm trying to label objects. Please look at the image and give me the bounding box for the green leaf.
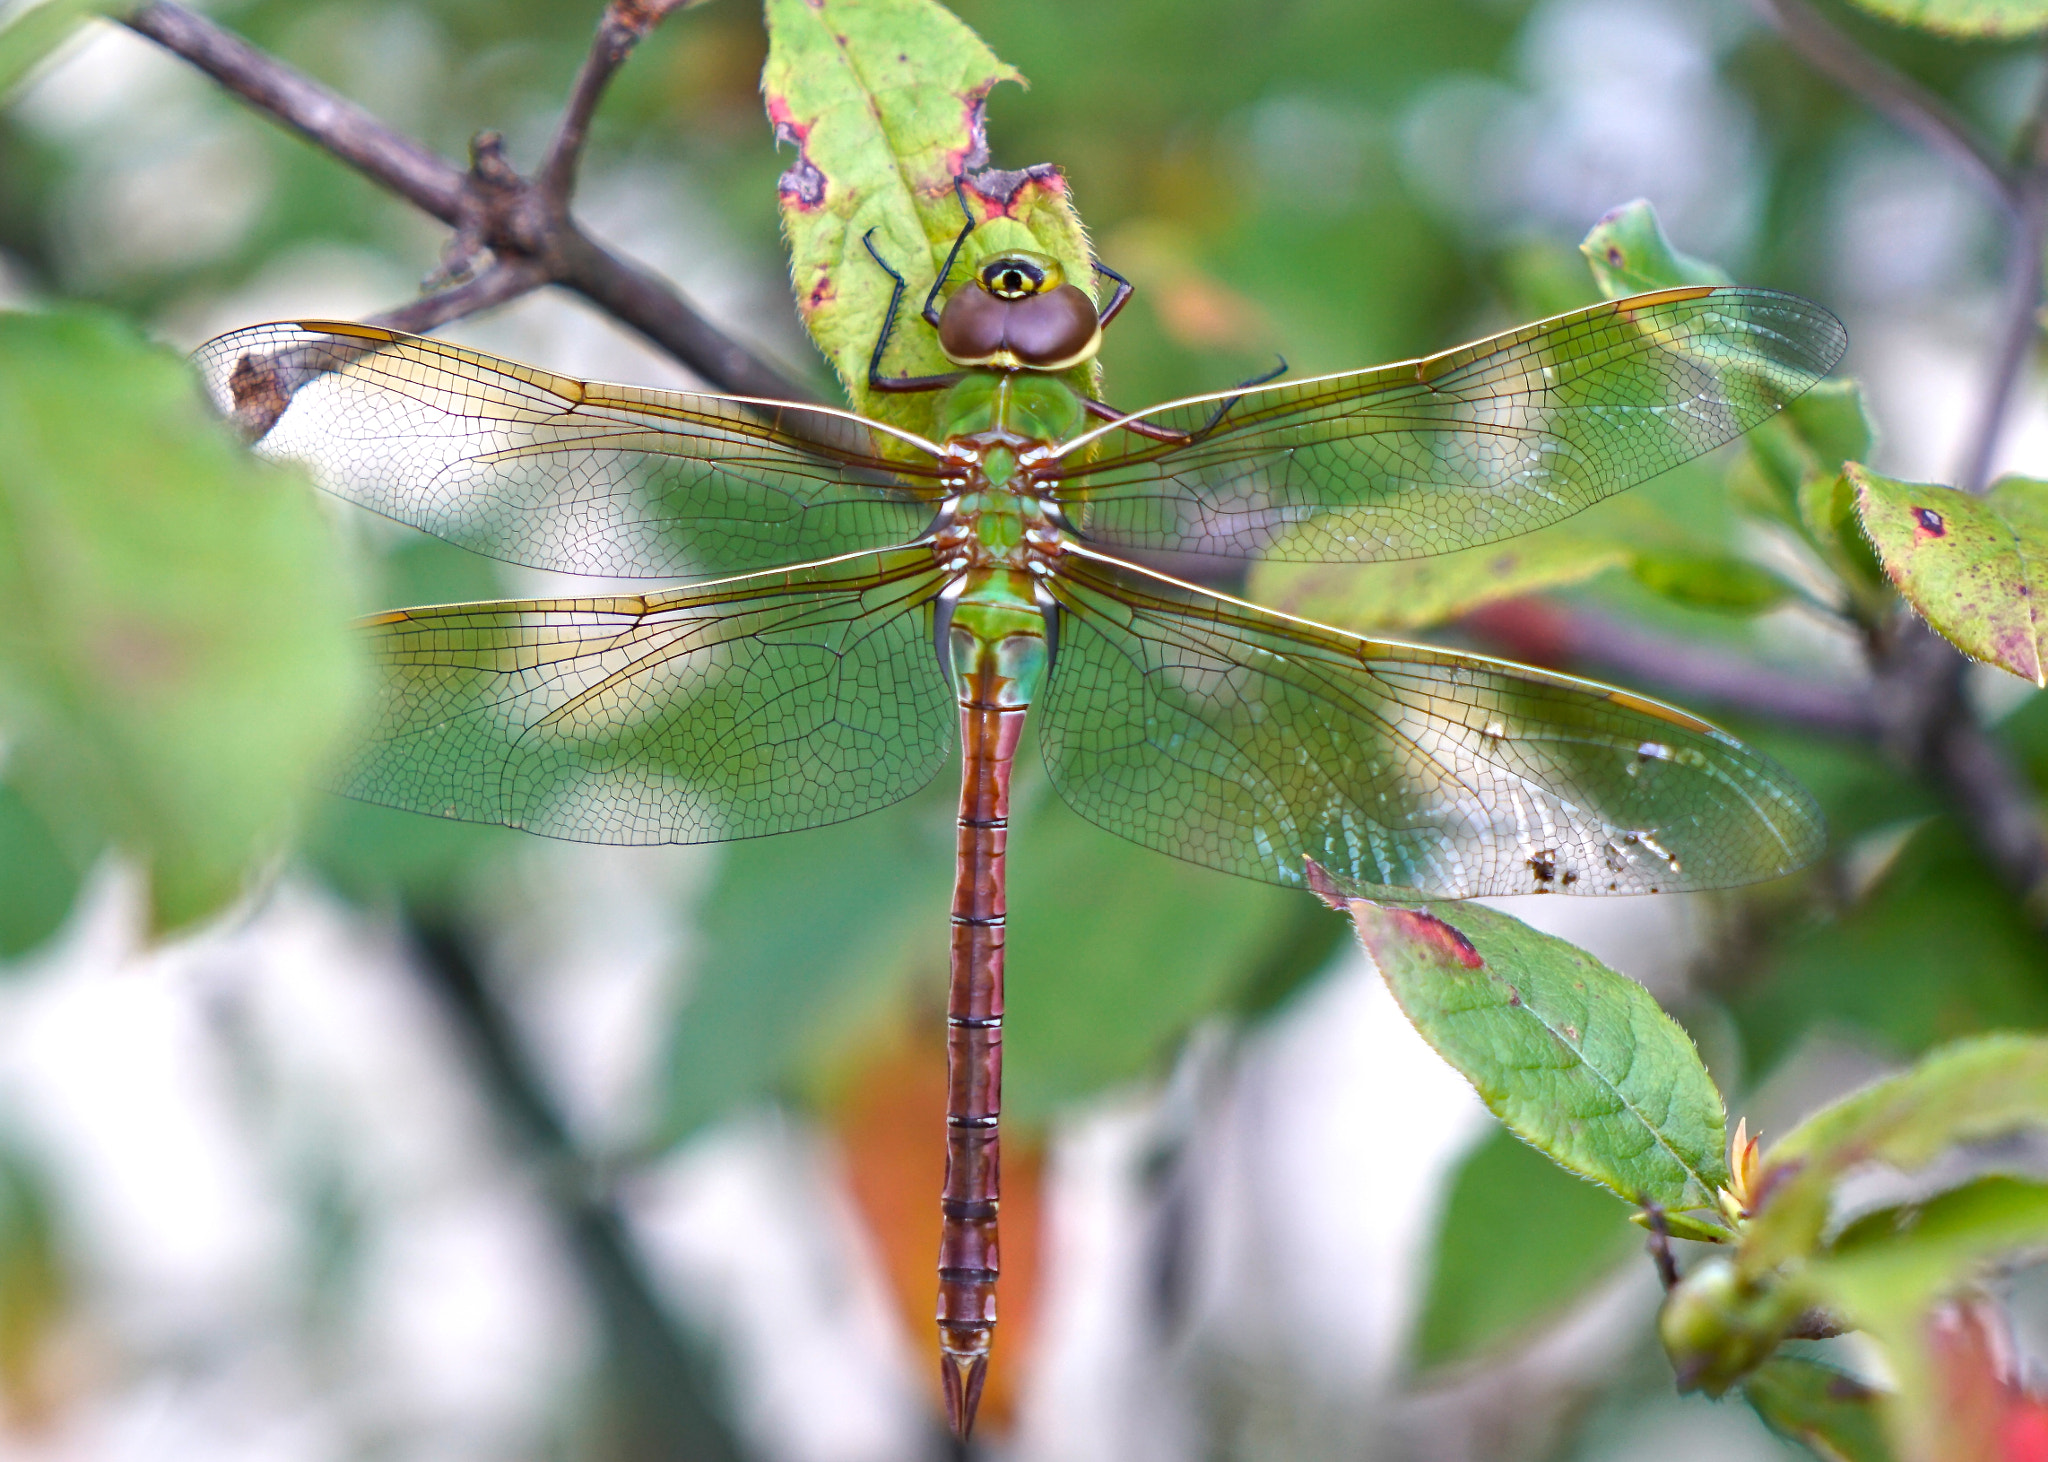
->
[0,780,83,960]
[1787,380,1876,472]
[1333,892,1731,1213]
[1629,552,1794,615]
[1743,1356,1895,1462]
[0,0,109,98]
[1851,466,2048,685]
[763,0,1098,439]
[1841,0,2048,36]
[1579,200,1731,300]
[0,308,365,933]
[1743,1035,2048,1278]
[1411,1125,1640,1369]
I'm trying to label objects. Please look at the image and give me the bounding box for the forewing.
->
[194,321,945,578]
[1047,287,1846,561]
[1040,549,1823,898]
[343,547,955,844]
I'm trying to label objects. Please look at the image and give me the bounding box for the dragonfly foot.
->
[940,1349,989,1440]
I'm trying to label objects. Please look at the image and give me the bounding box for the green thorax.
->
[931,370,1079,711]
[937,369,1086,448]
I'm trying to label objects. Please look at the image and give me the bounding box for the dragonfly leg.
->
[937,683,1023,1440]
[1082,355,1291,444]
[861,228,968,395]
[925,178,978,330]
[1090,258,1134,330]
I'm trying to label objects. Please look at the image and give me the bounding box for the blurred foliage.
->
[1411,1126,1640,1371]
[0,308,363,933]
[0,1140,66,1429]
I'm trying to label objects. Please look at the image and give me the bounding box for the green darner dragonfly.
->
[195,219,1844,1436]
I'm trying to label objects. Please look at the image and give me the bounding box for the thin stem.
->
[407,915,751,1462]
[124,1,470,222]
[366,258,548,335]
[122,0,817,403]
[1957,71,2048,492]
[1747,0,2016,211]
[538,1,692,202]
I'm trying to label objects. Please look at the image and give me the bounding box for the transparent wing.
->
[341,547,955,844]
[1044,287,1846,561]
[194,321,947,579]
[1040,547,1823,898]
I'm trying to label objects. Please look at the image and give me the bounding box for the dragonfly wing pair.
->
[194,287,1843,895]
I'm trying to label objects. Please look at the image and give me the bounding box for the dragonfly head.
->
[938,249,1103,373]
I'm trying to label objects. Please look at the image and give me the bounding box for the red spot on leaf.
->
[942,85,997,181]
[1914,505,1947,538]
[806,273,835,313]
[767,95,825,210]
[1385,907,1485,969]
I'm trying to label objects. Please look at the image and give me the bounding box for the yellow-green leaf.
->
[1249,533,1632,631]
[1742,1034,2048,1279]
[1843,0,2048,35]
[763,0,1097,439]
[1851,465,2048,686]
[1579,199,1731,301]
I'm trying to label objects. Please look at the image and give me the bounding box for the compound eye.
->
[977,250,1063,300]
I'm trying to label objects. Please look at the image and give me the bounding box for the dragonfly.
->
[195,209,1843,1436]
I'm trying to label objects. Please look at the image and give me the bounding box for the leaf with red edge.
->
[1309,864,1730,1216]
[763,0,1098,439]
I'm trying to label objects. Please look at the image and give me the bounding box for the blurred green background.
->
[1,0,2045,1458]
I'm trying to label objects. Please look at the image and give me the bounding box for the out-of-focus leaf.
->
[1629,552,1794,614]
[1808,1181,2048,1462]
[1852,467,2048,685]
[0,780,82,960]
[0,309,363,933]
[654,779,953,1147]
[1743,1035,2048,1278]
[1003,782,1323,1125]
[1250,532,1632,631]
[1579,199,1731,299]
[1411,1126,1639,1370]
[0,0,109,97]
[763,0,1097,438]
[1331,890,1730,1215]
[1743,1356,1895,1462]
[1842,0,2048,35]
[1788,380,1876,472]
[1738,817,2046,1076]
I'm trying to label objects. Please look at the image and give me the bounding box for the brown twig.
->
[1746,0,2016,211]
[122,0,816,404]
